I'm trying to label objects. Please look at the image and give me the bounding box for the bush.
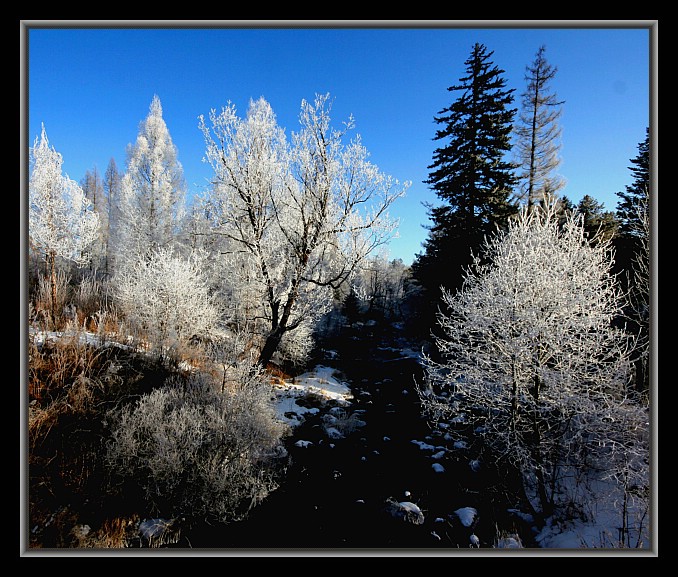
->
[113,247,223,365]
[105,367,289,524]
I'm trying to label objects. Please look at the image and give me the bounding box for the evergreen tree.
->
[612,129,650,295]
[577,194,619,244]
[614,128,651,393]
[341,286,362,327]
[514,45,565,207]
[411,43,518,332]
[616,127,650,238]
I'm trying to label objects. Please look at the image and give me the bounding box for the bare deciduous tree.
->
[514,46,565,207]
[418,196,648,523]
[199,93,409,366]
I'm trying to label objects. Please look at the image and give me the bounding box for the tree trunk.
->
[533,448,552,518]
[258,327,285,368]
[48,251,58,330]
[530,368,552,517]
[257,276,302,368]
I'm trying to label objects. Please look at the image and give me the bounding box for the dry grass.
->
[71,515,141,548]
[266,362,293,385]
[28,330,106,404]
[27,327,152,549]
[26,316,288,549]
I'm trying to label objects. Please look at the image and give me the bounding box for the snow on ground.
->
[271,365,353,427]
[28,328,655,553]
[269,362,654,552]
[532,477,651,549]
[30,327,353,431]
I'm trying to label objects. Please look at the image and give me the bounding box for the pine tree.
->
[577,194,619,244]
[616,127,649,238]
[615,128,651,393]
[514,45,565,207]
[341,286,362,327]
[411,43,518,332]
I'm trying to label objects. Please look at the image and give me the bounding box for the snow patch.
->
[455,507,477,527]
[272,365,353,426]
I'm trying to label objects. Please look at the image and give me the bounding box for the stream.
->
[178,323,530,551]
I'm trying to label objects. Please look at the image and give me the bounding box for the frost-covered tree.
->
[29,124,100,326]
[103,158,124,276]
[626,196,650,394]
[514,45,565,207]
[418,196,647,520]
[113,246,222,365]
[80,166,109,274]
[199,94,408,367]
[352,256,409,321]
[116,95,187,269]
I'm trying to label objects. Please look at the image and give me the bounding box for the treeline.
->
[27,44,649,383]
[408,43,649,392]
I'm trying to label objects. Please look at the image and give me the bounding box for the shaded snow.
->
[455,507,477,527]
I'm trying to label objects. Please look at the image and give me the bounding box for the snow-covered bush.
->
[105,368,288,524]
[113,246,222,364]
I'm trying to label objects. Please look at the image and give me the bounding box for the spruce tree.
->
[613,129,650,286]
[577,194,619,244]
[616,127,650,238]
[411,43,518,334]
[614,128,651,392]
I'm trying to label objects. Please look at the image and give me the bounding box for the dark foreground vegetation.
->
[28,334,180,548]
[27,318,538,551]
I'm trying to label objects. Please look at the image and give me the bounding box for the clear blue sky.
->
[23,22,654,265]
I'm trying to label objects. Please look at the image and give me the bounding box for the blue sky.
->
[24,22,654,265]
